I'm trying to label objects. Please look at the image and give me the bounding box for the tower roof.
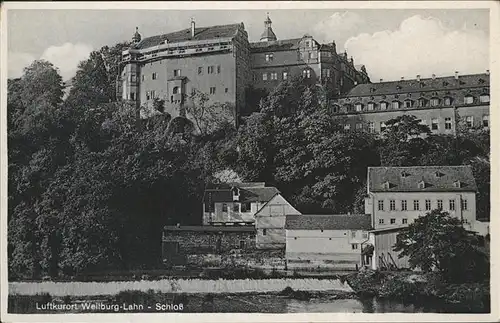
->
[132,27,141,43]
[260,13,277,42]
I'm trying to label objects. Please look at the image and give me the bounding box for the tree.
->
[66,51,112,109]
[379,115,431,166]
[393,210,489,283]
[99,41,132,102]
[185,89,235,135]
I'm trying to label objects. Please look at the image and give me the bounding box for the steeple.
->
[132,27,141,44]
[260,13,277,42]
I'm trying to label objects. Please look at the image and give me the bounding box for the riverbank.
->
[345,269,490,312]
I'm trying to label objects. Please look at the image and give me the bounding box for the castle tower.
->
[132,26,141,44]
[260,13,277,42]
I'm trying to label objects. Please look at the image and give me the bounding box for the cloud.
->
[41,43,93,80]
[313,12,364,44]
[8,42,93,81]
[344,15,489,81]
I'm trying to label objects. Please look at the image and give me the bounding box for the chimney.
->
[455,71,459,79]
[176,223,180,228]
[416,74,421,81]
[401,77,404,81]
[432,74,436,80]
[191,18,195,38]
[380,78,383,83]
[486,69,490,75]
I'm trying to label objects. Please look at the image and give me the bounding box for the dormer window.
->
[444,97,452,106]
[435,171,444,178]
[464,95,474,104]
[418,181,427,189]
[232,187,240,201]
[382,181,392,189]
[453,180,462,188]
[392,101,400,109]
[404,100,413,108]
[479,94,490,103]
[418,98,427,107]
[355,103,363,112]
[367,102,375,111]
[430,98,440,107]
[380,102,388,110]
[401,171,410,178]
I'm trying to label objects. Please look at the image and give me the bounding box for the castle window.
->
[270,72,278,80]
[392,101,400,109]
[303,69,311,79]
[425,199,431,211]
[172,86,179,94]
[367,102,375,111]
[141,75,145,81]
[431,118,439,130]
[130,93,136,101]
[210,87,216,95]
[483,115,489,127]
[198,67,203,75]
[262,73,268,81]
[444,97,452,106]
[222,203,228,212]
[225,88,229,93]
[401,200,407,211]
[413,200,420,211]
[208,66,214,74]
[430,98,440,107]
[152,72,157,80]
[217,65,221,74]
[368,122,375,133]
[380,102,388,110]
[344,123,351,130]
[437,199,443,210]
[308,52,313,60]
[263,229,267,236]
[174,69,181,77]
[352,243,358,250]
[355,103,363,112]
[146,91,151,100]
[378,200,384,211]
[265,53,274,62]
[466,116,474,128]
[356,123,363,130]
[464,95,474,104]
[445,117,452,130]
[390,218,396,224]
[461,199,468,211]
[283,71,288,80]
[480,94,490,103]
[390,200,396,211]
[449,200,455,211]
[379,219,384,224]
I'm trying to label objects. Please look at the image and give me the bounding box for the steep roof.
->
[250,38,302,53]
[285,214,372,231]
[344,73,490,97]
[203,183,280,204]
[136,23,241,50]
[368,166,477,193]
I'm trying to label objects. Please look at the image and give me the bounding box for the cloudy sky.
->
[7,8,490,81]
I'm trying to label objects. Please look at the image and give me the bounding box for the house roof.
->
[250,38,302,53]
[203,183,280,204]
[136,23,242,50]
[344,73,489,98]
[369,225,409,234]
[164,225,255,233]
[285,214,373,231]
[368,166,477,193]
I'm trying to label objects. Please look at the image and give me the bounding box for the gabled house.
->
[202,182,281,226]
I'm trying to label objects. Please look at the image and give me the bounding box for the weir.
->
[9,278,353,297]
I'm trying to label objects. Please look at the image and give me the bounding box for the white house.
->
[364,166,479,232]
[285,214,372,271]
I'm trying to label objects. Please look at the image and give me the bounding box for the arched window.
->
[173,86,179,94]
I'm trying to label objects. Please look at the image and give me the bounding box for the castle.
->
[116,15,370,126]
[117,15,490,134]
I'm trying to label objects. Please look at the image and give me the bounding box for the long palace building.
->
[117,15,489,134]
